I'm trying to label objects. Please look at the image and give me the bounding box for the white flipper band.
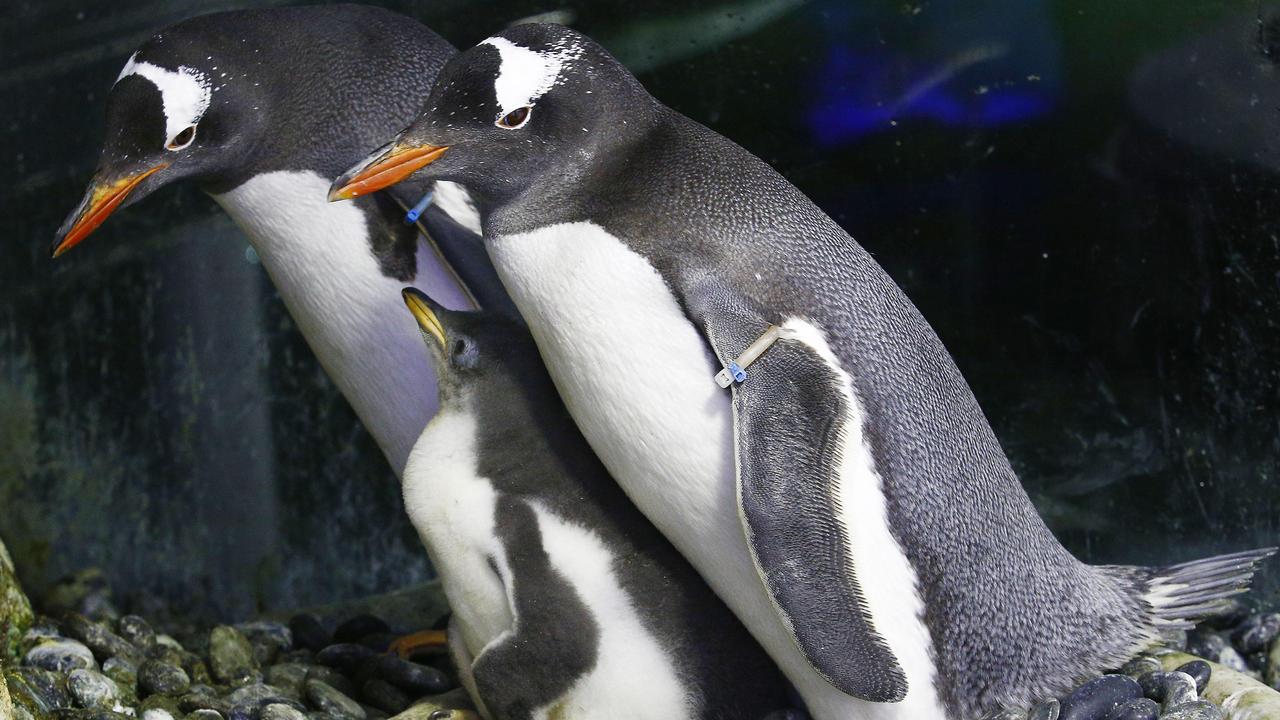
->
[714,324,781,388]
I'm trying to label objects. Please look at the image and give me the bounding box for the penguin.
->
[329,24,1277,720]
[51,5,512,475]
[396,286,790,720]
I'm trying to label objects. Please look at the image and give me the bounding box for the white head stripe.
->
[480,36,582,116]
[115,52,212,145]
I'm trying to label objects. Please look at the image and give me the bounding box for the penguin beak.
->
[52,163,168,258]
[402,287,448,350]
[329,141,447,201]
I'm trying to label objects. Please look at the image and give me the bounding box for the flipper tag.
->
[714,325,781,388]
[404,190,435,224]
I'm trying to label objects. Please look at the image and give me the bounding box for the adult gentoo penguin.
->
[52,5,508,474]
[331,24,1276,720]
[397,287,789,719]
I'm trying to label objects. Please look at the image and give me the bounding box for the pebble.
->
[1136,671,1165,701]
[355,634,398,653]
[260,705,306,720]
[139,695,183,717]
[102,657,137,688]
[142,710,175,720]
[262,666,308,697]
[1161,700,1224,720]
[303,668,355,699]
[67,669,119,709]
[1027,699,1059,720]
[186,710,224,720]
[285,617,329,654]
[1103,697,1158,720]
[22,620,65,649]
[154,636,184,653]
[1058,675,1141,720]
[359,680,410,715]
[1175,660,1212,694]
[1161,671,1198,711]
[1119,656,1161,679]
[1215,646,1250,673]
[25,640,98,672]
[138,660,190,698]
[226,683,301,710]
[303,681,365,720]
[117,617,157,651]
[332,617,389,645]
[361,656,450,696]
[62,615,140,664]
[235,624,293,668]
[314,645,376,673]
[7,669,72,717]
[1186,631,1229,663]
[208,628,257,685]
[1231,614,1280,654]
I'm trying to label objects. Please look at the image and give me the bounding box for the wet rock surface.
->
[2,582,468,720]
[0,538,34,660]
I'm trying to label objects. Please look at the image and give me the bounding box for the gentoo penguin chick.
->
[397,287,789,720]
[334,24,1276,720]
[52,5,509,474]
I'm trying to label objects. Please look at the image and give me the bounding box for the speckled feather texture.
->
[383,24,1275,719]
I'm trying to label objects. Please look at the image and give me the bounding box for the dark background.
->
[2,0,1277,620]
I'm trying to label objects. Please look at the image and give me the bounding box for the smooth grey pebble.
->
[1161,671,1198,711]
[24,640,98,672]
[1058,674,1141,720]
[67,669,119,709]
[1103,697,1158,720]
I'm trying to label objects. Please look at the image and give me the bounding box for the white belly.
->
[487,221,945,720]
[404,409,512,654]
[212,171,473,474]
[405,408,692,720]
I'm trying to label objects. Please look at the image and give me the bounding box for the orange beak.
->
[52,164,167,258]
[328,143,447,202]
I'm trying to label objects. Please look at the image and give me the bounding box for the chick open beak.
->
[329,142,448,201]
[402,287,447,349]
[51,163,167,258]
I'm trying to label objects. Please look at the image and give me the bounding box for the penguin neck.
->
[210,169,473,475]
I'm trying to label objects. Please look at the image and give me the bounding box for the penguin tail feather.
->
[1139,547,1277,629]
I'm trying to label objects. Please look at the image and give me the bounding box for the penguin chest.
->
[212,170,472,472]
[403,409,512,654]
[487,222,738,558]
[405,409,694,720]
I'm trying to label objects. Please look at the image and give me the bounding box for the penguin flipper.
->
[416,203,520,318]
[689,285,908,703]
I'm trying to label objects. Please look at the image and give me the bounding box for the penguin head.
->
[331,24,655,207]
[401,287,541,403]
[53,6,453,259]
[51,24,270,258]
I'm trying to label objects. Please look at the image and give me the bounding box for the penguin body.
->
[55,5,507,473]
[399,289,789,720]
[333,25,1274,719]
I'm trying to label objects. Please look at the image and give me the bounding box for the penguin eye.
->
[167,124,197,151]
[495,106,531,130]
[451,337,478,368]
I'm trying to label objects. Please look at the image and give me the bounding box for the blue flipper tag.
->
[405,190,435,224]
[714,326,781,389]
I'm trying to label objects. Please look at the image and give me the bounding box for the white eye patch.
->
[116,52,212,148]
[480,36,582,117]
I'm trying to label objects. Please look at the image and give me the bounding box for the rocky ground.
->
[0,560,472,720]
